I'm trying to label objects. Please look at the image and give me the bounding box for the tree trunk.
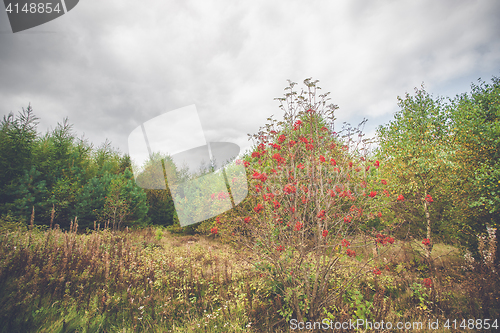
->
[423,197,433,266]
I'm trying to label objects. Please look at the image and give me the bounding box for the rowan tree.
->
[213,79,396,321]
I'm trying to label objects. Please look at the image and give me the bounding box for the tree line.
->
[1,76,498,261]
[0,107,177,230]
[375,76,499,258]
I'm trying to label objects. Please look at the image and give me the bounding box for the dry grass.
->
[0,227,498,332]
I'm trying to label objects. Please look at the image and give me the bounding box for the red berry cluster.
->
[376,233,395,245]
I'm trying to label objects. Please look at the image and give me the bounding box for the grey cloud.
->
[0,0,499,158]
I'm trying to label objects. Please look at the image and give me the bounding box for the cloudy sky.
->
[1,0,499,167]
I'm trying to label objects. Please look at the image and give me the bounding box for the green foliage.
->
[0,106,161,230]
[348,289,373,321]
[376,76,499,258]
[134,154,182,227]
[73,172,113,229]
[74,169,149,230]
[376,86,454,242]
[6,166,49,223]
[104,168,149,228]
[0,106,38,207]
[410,282,432,311]
[448,77,500,234]
[0,213,26,233]
[49,175,80,226]
[146,189,177,226]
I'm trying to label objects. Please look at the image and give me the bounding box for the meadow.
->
[0,224,498,332]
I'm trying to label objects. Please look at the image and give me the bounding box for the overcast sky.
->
[1,0,499,166]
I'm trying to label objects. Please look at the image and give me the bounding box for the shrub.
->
[213,78,398,321]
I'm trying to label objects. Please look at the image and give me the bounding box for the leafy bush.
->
[212,78,399,321]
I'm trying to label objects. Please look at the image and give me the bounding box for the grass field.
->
[0,226,498,332]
